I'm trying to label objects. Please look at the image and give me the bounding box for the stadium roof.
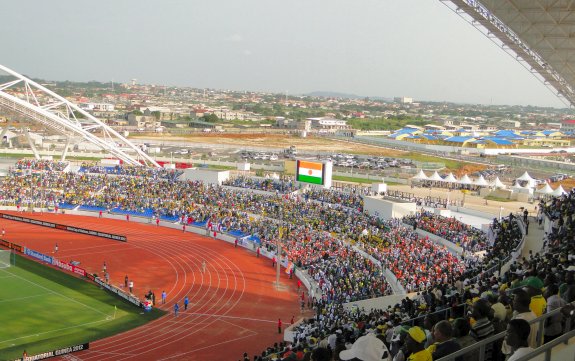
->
[441,0,575,107]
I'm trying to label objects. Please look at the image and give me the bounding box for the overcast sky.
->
[0,0,567,108]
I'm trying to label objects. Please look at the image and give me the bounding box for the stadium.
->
[1,1,575,361]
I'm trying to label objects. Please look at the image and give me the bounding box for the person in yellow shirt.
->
[529,293,546,317]
[521,276,546,317]
[406,326,432,361]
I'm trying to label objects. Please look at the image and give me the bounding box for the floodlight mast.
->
[0,63,161,167]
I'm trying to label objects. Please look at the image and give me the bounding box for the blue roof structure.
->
[482,137,514,145]
[444,136,474,143]
[542,130,560,136]
[421,134,437,140]
[495,129,524,137]
[389,127,419,138]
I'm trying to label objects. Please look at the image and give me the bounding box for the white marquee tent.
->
[535,183,554,195]
[444,173,458,183]
[551,185,567,197]
[516,171,537,188]
[490,177,507,189]
[474,175,489,187]
[428,171,444,182]
[459,174,473,185]
[412,170,428,181]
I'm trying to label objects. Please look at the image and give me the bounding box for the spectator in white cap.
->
[339,334,390,361]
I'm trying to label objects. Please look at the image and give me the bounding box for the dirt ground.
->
[132,133,407,156]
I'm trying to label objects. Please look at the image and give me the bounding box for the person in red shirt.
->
[278,318,282,334]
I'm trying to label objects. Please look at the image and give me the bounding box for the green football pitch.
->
[0,254,164,361]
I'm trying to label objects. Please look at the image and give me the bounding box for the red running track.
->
[2,212,306,361]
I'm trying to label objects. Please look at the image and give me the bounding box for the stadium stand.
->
[1,161,573,361]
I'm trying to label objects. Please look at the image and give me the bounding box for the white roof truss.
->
[0,64,160,168]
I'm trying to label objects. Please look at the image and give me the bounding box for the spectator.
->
[428,320,461,361]
[505,319,544,361]
[339,334,389,361]
[404,326,431,361]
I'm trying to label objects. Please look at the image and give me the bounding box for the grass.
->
[332,175,374,184]
[402,152,464,169]
[332,175,401,185]
[0,254,164,360]
[206,164,236,170]
[484,195,514,202]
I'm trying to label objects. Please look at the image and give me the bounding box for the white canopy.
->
[491,177,506,189]
[459,174,473,184]
[428,171,444,182]
[412,170,428,180]
[443,173,458,183]
[551,185,567,196]
[535,183,554,194]
[474,175,489,187]
[517,171,535,182]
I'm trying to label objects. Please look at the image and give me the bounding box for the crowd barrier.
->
[9,343,89,361]
[0,212,127,242]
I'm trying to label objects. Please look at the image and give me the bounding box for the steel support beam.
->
[0,64,161,167]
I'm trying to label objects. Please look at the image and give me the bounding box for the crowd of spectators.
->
[3,161,567,361]
[12,159,68,172]
[0,164,522,296]
[222,176,299,193]
[251,191,574,361]
[301,188,364,212]
[403,211,488,252]
[78,162,182,180]
[273,225,573,361]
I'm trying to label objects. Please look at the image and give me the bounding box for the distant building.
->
[394,97,413,104]
[127,114,161,129]
[79,102,115,111]
[306,117,350,132]
[562,119,575,131]
[500,119,521,128]
[141,107,179,121]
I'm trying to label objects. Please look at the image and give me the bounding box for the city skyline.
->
[1,0,569,109]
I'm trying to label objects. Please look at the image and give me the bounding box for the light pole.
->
[499,206,503,221]
[276,204,282,289]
